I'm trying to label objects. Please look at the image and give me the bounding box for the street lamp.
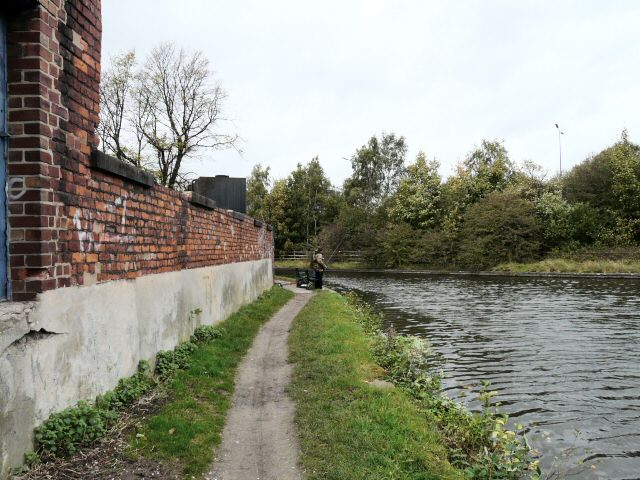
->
[555,123,564,175]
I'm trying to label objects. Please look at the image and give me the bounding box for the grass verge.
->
[275,259,367,270]
[289,291,464,480]
[494,258,640,273]
[130,286,294,477]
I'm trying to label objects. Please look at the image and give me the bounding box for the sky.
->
[101,0,640,187]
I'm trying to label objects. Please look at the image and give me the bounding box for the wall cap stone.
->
[253,219,264,228]
[230,210,247,222]
[90,150,155,187]
[189,192,217,210]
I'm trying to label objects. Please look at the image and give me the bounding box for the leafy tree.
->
[284,157,335,247]
[369,223,417,268]
[264,179,290,251]
[563,147,615,210]
[609,130,640,221]
[462,139,517,200]
[247,163,271,220]
[563,130,640,243]
[511,159,549,201]
[263,158,338,252]
[344,132,407,210]
[535,191,575,249]
[389,152,443,229]
[457,192,542,268]
[442,140,517,233]
[411,229,458,268]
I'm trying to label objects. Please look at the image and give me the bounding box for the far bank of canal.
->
[304,270,639,480]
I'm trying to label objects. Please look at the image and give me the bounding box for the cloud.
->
[102,0,640,184]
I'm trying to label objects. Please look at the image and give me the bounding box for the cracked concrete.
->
[0,260,273,479]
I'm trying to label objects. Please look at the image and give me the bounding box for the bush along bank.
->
[346,292,541,479]
[289,290,540,480]
[16,286,294,477]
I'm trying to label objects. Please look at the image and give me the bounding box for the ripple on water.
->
[327,272,640,480]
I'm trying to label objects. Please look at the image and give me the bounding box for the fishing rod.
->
[325,237,346,266]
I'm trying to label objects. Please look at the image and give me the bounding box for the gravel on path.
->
[207,286,313,480]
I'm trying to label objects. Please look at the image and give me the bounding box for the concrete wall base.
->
[0,259,272,477]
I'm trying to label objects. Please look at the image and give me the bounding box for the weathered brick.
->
[5,0,274,299]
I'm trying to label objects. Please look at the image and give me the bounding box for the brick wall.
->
[5,0,273,301]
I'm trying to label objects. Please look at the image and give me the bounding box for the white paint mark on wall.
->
[121,200,127,225]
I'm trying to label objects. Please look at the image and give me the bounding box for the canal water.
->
[325,272,640,480]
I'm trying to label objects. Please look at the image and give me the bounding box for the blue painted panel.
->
[0,15,8,299]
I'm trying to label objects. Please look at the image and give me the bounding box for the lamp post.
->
[555,123,564,175]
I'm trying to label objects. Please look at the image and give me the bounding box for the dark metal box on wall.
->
[192,175,246,214]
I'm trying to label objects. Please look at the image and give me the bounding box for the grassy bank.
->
[275,259,367,270]
[290,291,539,480]
[494,258,640,273]
[130,286,294,477]
[17,286,294,479]
[289,291,464,480]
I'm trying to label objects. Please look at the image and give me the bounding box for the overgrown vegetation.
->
[252,130,640,271]
[494,258,640,274]
[290,290,540,479]
[131,286,293,477]
[274,259,366,270]
[289,291,463,480]
[33,361,155,460]
[21,287,293,478]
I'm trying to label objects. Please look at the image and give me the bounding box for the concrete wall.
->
[0,258,273,477]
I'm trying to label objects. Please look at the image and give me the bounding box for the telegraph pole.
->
[555,123,564,175]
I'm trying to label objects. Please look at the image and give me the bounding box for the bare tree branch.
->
[97,43,238,189]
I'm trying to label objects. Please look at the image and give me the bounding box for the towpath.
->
[206,286,312,480]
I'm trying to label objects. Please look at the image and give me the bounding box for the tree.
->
[534,191,576,249]
[344,132,407,210]
[264,179,290,251]
[463,139,516,200]
[137,43,237,188]
[562,148,615,210]
[284,157,335,247]
[370,223,417,268]
[563,130,640,242]
[457,191,542,269]
[389,152,443,229]
[97,44,237,189]
[261,158,338,252]
[247,163,271,220]
[442,140,517,233]
[98,51,145,166]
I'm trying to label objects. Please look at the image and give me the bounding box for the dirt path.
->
[206,287,312,480]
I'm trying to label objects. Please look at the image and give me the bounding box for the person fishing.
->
[311,247,328,289]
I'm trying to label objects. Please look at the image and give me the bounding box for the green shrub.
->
[155,341,198,380]
[34,401,119,459]
[457,191,543,269]
[30,313,227,465]
[369,222,417,268]
[97,370,155,411]
[191,325,224,344]
[343,293,539,479]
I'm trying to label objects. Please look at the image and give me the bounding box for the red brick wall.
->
[5,1,273,301]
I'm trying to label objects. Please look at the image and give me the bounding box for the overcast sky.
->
[102,0,640,186]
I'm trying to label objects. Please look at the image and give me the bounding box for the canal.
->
[325,272,640,479]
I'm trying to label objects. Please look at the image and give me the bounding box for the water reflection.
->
[326,272,640,480]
